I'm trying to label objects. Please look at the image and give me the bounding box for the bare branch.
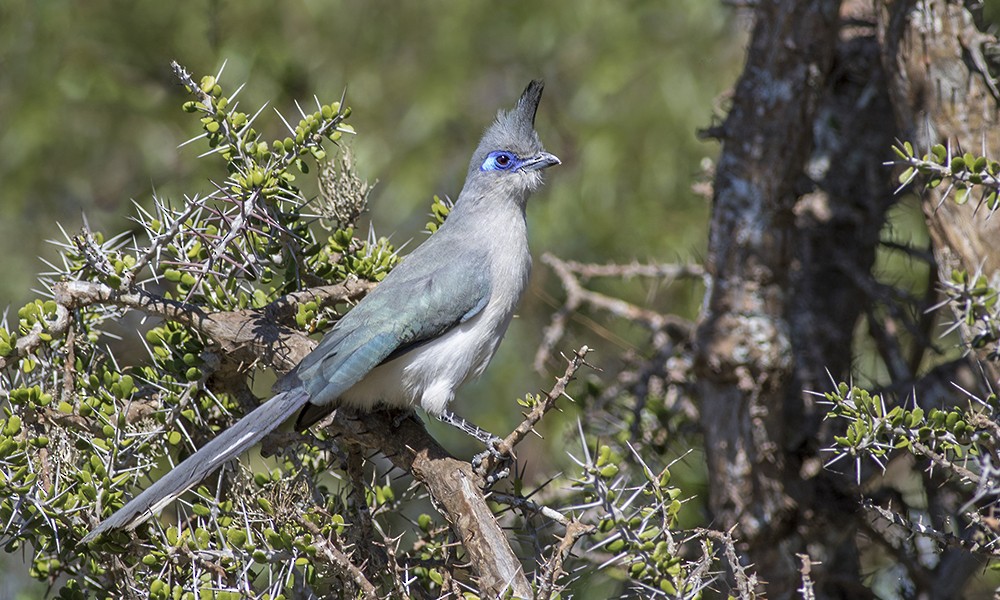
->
[535,520,595,600]
[296,515,379,600]
[478,347,591,477]
[536,253,695,370]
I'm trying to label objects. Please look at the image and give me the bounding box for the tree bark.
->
[879,0,1000,376]
[877,0,999,594]
[696,1,898,597]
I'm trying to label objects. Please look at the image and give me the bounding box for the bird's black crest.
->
[514,80,544,129]
[472,80,546,164]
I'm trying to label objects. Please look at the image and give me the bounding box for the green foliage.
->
[893,141,1000,210]
[0,65,399,599]
[943,268,1000,361]
[825,140,1000,577]
[577,444,691,596]
[824,383,993,474]
[425,195,453,234]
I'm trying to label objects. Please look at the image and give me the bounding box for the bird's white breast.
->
[339,208,531,415]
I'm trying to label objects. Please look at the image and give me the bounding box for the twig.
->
[535,520,596,600]
[490,492,570,525]
[700,527,759,598]
[797,553,816,600]
[73,229,118,280]
[480,347,592,476]
[297,515,379,600]
[536,253,694,370]
[552,258,706,281]
[123,196,208,289]
[909,438,981,485]
[864,500,996,555]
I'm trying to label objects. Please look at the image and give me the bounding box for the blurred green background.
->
[0,1,744,596]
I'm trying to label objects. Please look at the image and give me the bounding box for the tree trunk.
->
[696,1,898,597]
[879,0,1000,377]
[878,1,1000,594]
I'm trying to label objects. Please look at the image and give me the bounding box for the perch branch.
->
[324,409,533,599]
[477,346,592,477]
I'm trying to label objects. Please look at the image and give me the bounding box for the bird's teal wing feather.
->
[282,242,491,405]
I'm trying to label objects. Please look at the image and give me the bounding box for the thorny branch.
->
[535,520,596,600]
[864,501,998,556]
[479,346,592,477]
[124,197,207,289]
[296,515,378,600]
[702,527,759,598]
[318,408,534,598]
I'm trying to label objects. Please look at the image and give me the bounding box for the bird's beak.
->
[519,151,561,171]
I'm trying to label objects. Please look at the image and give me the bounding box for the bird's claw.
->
[472,436,512,485]
[471,440,501,469]
[434,410,512,484]
[483,466,510,486]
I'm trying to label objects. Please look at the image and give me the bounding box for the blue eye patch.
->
[480,150,521,172]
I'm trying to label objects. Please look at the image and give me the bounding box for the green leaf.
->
[931,144,947,163]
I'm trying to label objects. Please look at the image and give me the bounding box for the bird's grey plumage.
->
[82,80,558,543]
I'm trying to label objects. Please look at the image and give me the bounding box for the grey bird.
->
[82,80,559,542]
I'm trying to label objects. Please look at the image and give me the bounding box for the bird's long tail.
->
[81,388,311,543]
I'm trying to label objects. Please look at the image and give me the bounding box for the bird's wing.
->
[285,245,492,405]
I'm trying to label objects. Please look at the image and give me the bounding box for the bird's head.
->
[461,80,560,206]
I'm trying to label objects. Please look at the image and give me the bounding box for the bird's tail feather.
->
[81,388,311,543]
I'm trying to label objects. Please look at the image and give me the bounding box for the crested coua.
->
[83,80,559,542]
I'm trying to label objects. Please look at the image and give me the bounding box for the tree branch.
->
[48,278,371,372]
[322,409,533,599]
[537,253,693,371]
[479,346,591,477]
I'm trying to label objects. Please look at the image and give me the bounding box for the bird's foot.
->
[472,440,512,486]
[437,410,512,484]
[437,409,500,446]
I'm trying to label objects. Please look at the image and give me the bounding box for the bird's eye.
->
[481,151,517,171]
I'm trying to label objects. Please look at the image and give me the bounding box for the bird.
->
[82,80,559,543]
